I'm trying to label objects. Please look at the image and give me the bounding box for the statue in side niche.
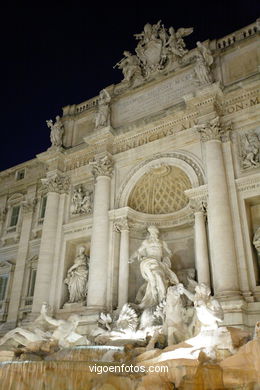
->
[194,41,214,85]
[46,115,64,148]
[64,246,89,303]
[129,225,179,309]
[95,89,111,129]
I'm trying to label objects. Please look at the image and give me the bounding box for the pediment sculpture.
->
[114,21,193,86]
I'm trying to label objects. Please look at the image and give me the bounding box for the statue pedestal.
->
[62,302,86,312]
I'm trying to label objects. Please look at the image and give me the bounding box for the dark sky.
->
[0,2,259,171]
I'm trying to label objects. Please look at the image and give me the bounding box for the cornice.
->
[109,205,193,229]
[3,85,256,179]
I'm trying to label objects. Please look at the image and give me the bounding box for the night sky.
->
[0,2,259,172]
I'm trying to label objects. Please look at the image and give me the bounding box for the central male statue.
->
[129,225,179,308]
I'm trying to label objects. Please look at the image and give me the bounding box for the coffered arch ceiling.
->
[128,165,191,214]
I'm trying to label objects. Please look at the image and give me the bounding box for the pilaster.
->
[6,198,36,326]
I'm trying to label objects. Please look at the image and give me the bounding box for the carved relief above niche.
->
[70,184,93,216]
[128,165,191,214]
[239,127,260,170]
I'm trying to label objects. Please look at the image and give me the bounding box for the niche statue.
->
[64,246,89,303]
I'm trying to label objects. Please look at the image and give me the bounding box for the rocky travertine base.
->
[0,327,259,389]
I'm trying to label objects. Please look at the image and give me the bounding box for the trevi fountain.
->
[0,18,260,389]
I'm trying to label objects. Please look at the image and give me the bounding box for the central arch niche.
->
[128,165,191,214]
[115,154,205,306]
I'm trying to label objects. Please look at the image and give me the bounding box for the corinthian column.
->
[114,218,130,309]
[7,199,36,326]
[87,154,113,310]
[32,173,70,313]
[196,117,240,299]
[190,199,210,286]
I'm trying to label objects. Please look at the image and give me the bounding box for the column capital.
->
[90,154,114,179]
[41,173,70,194]
[113,217,129,232]
[189,198,207,215]
[196,116,226,142]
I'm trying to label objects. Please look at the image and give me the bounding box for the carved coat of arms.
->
[114,21,194,86]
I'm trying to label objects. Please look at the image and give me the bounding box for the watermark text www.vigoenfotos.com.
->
[89,363,169,375]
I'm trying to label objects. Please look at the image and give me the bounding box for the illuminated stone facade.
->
[0,19,259,334]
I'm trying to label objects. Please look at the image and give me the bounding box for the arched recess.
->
[116,151,205,209]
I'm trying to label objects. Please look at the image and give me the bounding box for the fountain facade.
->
[0,18,260,389]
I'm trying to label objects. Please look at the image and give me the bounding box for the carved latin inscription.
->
[112,69,197,127]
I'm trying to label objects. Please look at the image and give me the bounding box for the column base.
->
[241,290,254,303]
[253,290,260,302]
[221,300,260,331]
[220,298,245,328]
[86,305,106,313]
[62,301,86,311]
[215,290,242,301]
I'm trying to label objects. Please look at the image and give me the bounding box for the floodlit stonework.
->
[0,19,260,388]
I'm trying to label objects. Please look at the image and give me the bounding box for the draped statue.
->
[46,115,64,148]
[64,246,89,303]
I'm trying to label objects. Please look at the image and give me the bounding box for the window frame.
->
[9,205,21,228]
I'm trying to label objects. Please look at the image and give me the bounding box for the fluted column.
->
[87,154,113,310]
[7,199,36,325]
[190,199,210,286]
[196,117,240,299]
[114,218,130,309]
[32,173,70,313]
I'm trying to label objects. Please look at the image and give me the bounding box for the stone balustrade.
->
[216,19,259,49]
[75,97,99,114]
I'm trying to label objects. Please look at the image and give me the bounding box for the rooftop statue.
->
[114,21,193,85]
[94,89,111,129]
[114,51,143,86]
[129,225,179,309]
[194,41,214,84]
[46,115,64,149]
